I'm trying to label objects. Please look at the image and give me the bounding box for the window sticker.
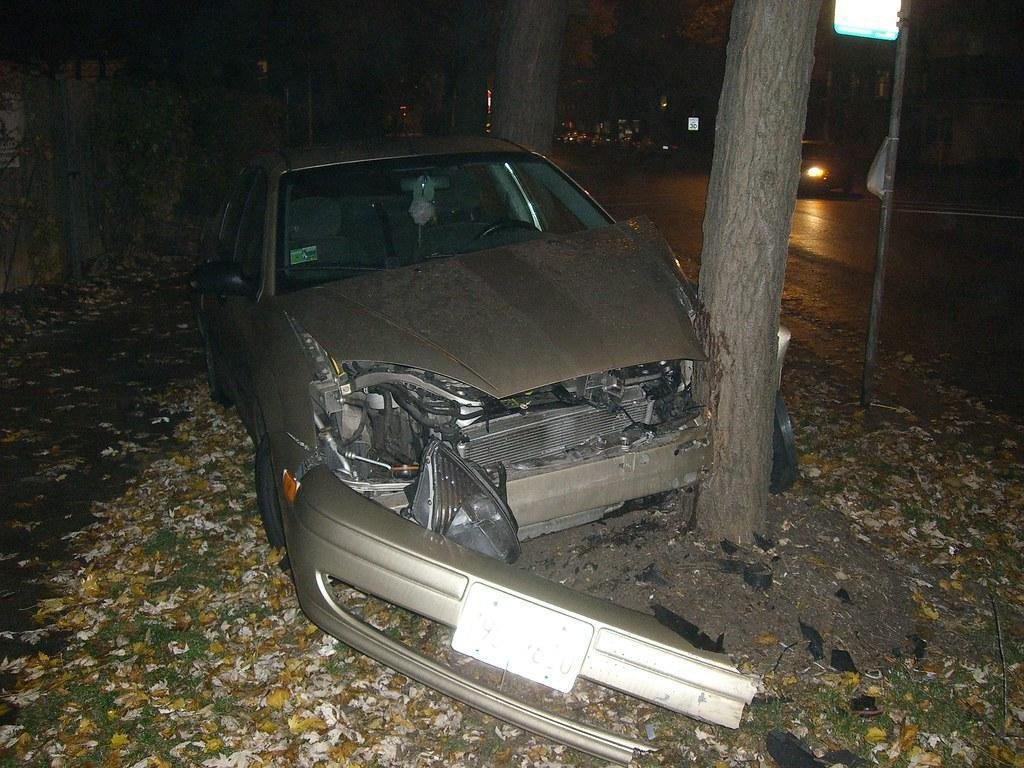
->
[290,245,318,265]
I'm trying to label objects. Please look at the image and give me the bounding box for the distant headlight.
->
[804,165,825,178]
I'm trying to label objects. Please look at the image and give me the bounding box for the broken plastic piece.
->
[830,648,858,673]
[718,558,744,574]
[652,604,724,653]
[765,730,826,768]
[907,633,928,660]
[742,562,773,590]
[637,562,667,586]
[767,732,867,768]
[849,695,881,717]
[798,619,824,661]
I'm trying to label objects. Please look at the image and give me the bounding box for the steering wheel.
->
[470,218,540,243]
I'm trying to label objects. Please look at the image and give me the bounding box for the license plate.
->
[452,583,593,692]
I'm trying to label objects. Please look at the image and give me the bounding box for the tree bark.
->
[694,0,821,542]
[492,0,569,155]
[449,0,498,135]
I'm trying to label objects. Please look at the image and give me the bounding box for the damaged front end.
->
[280,320,756,762]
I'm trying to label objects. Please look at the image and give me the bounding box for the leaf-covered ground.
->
[1,273,1022,767]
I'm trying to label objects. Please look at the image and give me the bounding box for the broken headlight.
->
[409,440,520,563]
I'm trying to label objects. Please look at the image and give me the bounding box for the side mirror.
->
[190,261,254,297]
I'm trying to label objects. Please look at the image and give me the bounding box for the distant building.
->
[809,0,1023,173]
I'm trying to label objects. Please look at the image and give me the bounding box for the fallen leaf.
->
[265,687,289,709]
[865,726,888,744]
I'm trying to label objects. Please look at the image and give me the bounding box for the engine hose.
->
[376,384,458,427]
[384,382,460,417]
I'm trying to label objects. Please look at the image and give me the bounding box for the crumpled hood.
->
[279,219,704,399]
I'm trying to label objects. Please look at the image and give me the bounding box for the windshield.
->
[276,152,611,291]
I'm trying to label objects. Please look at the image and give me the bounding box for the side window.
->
[512,161,607,234]
[219,170,254,256]
[235,172,268,284]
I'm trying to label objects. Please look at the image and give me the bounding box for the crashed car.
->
[192,137,795,763]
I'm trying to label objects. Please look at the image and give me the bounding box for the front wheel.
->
[198,316,231,406]
[255,437,287,548]
[204,341,232,406]
[770,393,798,494]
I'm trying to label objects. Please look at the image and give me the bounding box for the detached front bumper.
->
[286,435,757,764]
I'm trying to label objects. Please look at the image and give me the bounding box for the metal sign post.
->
[858,1,911,408]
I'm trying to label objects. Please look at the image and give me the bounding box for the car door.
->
[201,169,255,396]
[219,168,269,435]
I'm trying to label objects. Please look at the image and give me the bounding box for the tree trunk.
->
[492,0,569,155]
[694,0,821,542]
[450,0,498,135]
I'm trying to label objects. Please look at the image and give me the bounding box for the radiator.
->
[461,399,650,467]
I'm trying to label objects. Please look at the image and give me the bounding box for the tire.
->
[255,436,287,548]
[770,393,798,494]
[200,322,232,406]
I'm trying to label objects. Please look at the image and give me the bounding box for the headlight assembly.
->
[409,440,520,563]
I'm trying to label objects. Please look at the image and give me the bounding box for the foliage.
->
[0,129,61,293]
[179,88,284,218]
[90,76,285,255]
[91,79,189,257]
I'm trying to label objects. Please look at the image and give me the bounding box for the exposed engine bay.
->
[291,319,702,563]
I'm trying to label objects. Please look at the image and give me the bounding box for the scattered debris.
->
[651,603,725,653]
[907,633,929,660]
[766,730,865,768]
[742,562,773,590]
[719,557,745,574]
[849,695,881,717]
[798,619,825,661]
[829,649,858,674]
[765,730,825,768]
[636,562,667,586]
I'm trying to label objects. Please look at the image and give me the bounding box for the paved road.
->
[557,149,1024,417]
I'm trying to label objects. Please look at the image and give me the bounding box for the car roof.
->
[260,136,530,174]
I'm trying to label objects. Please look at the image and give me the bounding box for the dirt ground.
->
[518,336,1023,682]
[517,486,924,674]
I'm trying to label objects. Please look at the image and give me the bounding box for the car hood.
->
[279,219,705,399]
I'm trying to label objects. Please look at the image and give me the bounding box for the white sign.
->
[687,116,699,132]
[452,583,593,693]
[0,91,24,169]
[834,0,900,40]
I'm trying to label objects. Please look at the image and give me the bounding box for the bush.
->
[180,89,284,220]
[92,79,189,257]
